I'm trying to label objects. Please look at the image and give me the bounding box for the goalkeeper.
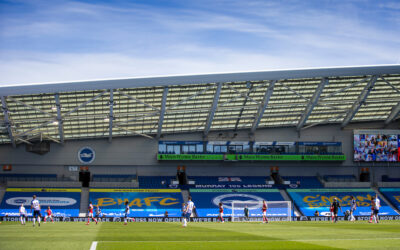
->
[244,205,249,221]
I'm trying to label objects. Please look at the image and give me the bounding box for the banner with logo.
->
[1,215,399,222]
[157,154,345,161]
[0,188,81,217]
[189,189,290,217]
[89,189,183,217]
[287,188,398,216]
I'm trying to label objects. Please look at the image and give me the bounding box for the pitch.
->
[0,221,399,249]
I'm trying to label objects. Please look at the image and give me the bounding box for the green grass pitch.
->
[1,220,400,250]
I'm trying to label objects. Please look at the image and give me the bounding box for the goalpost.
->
[231,200,292,222]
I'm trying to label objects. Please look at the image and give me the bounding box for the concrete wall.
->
[0,122,399,181]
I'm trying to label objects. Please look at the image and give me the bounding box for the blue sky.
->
[0,0,399,85]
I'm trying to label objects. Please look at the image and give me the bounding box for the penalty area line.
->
[90,241,98,250]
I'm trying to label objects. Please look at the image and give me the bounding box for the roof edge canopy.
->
[1,65,400,96]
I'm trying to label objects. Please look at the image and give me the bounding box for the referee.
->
[332,198,342,223]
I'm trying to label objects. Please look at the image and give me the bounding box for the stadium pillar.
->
[251,80,276,133]
[108,89,114,142]
[341,75,378,128]
[157,87,169,139]
[1,96,15,147]
[204,83,222,136]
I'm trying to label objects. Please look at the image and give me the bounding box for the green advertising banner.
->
[157,154,346,161]
[157,154,224,160]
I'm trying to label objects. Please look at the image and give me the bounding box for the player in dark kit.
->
[244,205,249,221]
[331,198,342,223]
[95,205,102,223]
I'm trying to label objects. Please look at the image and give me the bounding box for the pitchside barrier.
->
[2,215,400,222]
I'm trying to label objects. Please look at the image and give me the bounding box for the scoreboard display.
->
[354,130,400,162]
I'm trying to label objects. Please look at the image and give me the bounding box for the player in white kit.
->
[124,201,130,225]
[373,194,381,223]
[31,195,41,227]
[19,204,27,225]
[183,196,195,227]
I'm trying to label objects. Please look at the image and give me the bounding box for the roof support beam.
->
[225,84,260,105]
[319,78,368,101]
[302,113,345,131]
[116,90,160,111]
[278,82,309,101]
[385,102,400,125]
[15,120,54,138]
[234,82,253,130]
[1,96,16,147]
[54,93,64,144]
[381,76,400,94]
[166,85,214,111]
[251,80,276,133]
[297,78,329,131]
[204,83,222,136]
[64,90,108,117]
[7,96,56,118]
[342,75,378,128]
[108,89,114,142]
[157,87,168,139]
[219,82,268,108]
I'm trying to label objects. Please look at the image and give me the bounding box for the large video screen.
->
[354,130,400,162]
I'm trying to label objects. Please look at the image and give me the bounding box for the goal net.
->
[231,200,292,222]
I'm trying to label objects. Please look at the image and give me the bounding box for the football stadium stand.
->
[0,188,81,217]
[189,189,288,217]
[188,176,273,189]
[138,176,176,189]
[324,175,357,182]
[380,188,400,211]
[92,174,137,182]
[88,188,183,217]
[287,188,398,216]
[0,174,57,183]
[282,176,323,188]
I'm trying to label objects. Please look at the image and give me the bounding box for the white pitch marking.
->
[90,241,98,250]
[97,238,400,243]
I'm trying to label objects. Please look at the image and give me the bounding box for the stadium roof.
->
[0,65,399,146]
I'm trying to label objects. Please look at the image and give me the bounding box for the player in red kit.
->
[369,197,376,223]
[218,202,224,223]
[86,202,98,225]
[330,202,334,223]
[262,200,268,223]
[44,206,54,223]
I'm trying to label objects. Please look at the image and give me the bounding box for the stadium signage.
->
[1,216,399,222]
[78,147,95,164]
[6,197,77,206]
[212,193,264,209]
[194,184,273,189]
[301,194,376,208]
[94,197,179,207]
[157,154,346,161]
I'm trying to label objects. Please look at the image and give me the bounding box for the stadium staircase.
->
[372,187,400,215]
[181,190,190,203]
[279,189,302,217]
[0,186,5,204]
[79,187,89,217]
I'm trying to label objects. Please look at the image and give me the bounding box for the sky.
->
[0,0,399,86]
